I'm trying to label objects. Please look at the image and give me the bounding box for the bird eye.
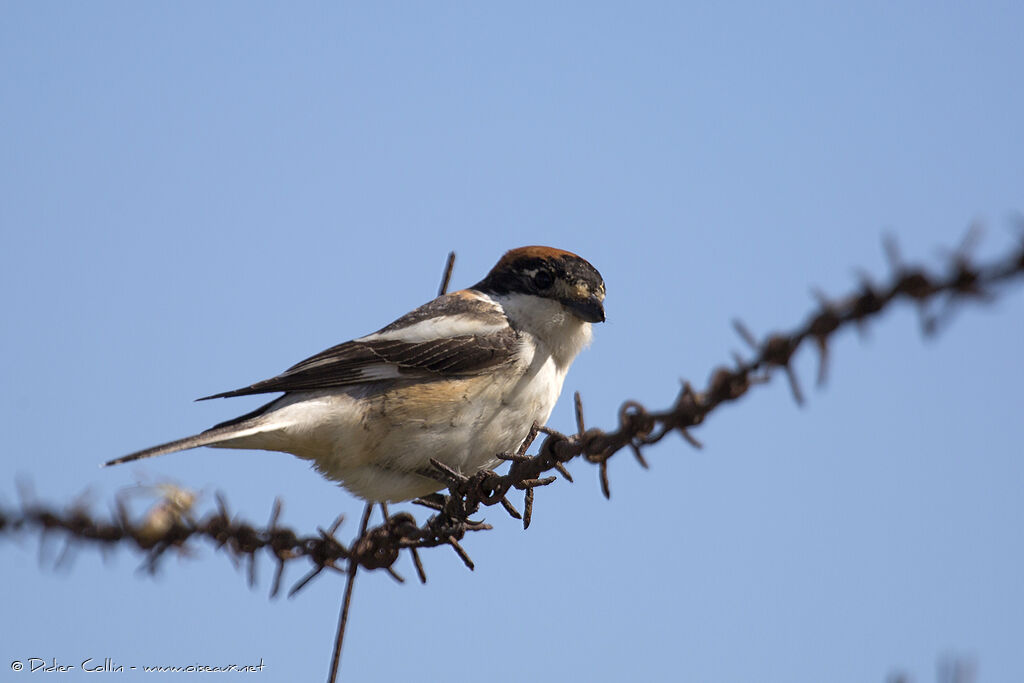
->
[533,270,554,290]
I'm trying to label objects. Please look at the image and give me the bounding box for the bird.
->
[105,246,605,503]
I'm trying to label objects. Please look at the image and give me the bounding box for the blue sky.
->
[2,3,1022,681]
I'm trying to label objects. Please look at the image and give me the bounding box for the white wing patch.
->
[352,364,405,381]
[360,297,509,343]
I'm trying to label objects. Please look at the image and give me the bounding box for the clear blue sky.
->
[3,3,1022,681]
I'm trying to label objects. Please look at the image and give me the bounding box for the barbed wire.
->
[2,229,1022,681]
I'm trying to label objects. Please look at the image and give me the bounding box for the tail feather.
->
[103,420,276,468]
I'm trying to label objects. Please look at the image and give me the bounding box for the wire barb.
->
[438,251,456,296]
[327,503,372,683]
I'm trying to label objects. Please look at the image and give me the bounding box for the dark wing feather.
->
[197,330,518,400]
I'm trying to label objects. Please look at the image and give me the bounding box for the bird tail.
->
[103,399,283,468]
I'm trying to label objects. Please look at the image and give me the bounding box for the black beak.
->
[564,295,605,323]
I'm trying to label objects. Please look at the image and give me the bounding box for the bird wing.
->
[198,291,518,400]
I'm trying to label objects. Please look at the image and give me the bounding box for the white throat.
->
[491,292,593,369]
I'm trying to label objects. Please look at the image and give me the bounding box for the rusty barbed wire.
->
[2,230,1023,681]
[2,231,1023,587]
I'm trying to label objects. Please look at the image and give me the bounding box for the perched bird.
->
[105,246,605,502]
